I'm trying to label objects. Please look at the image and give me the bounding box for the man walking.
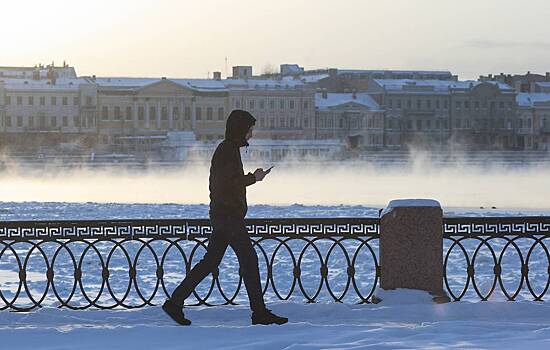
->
[163,109,288,326]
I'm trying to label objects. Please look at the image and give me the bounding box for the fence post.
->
[378,199,449,302]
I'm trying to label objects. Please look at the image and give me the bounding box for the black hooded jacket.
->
[209,110,257,219]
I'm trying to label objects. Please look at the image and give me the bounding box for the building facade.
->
[516,93,550,150]
[369,79,518,149]
[0,77,98,150]
[315,92,384,149]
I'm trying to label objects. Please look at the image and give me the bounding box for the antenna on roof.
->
[225,57,228,78]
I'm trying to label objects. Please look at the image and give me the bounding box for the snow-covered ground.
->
[1,202,550,349]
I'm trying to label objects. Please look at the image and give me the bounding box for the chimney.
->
[213,71,221,80]
[328,68,338,78]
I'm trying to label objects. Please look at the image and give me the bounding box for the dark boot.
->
[251,309,288,325]
[162,299,191,326]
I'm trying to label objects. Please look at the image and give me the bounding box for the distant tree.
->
[262,64,278,76]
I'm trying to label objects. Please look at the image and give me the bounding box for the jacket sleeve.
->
[216,145,257,188]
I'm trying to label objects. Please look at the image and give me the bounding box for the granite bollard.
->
[377,199,449,303]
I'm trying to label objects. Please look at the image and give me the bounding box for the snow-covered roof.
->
[338,69,452,76]
[516,93,550,107]
[223,77,304,90]
[94,76,305,92]
[298,74,330,83]
[0,77,92,91]
[373,79,514,93]
[315,92,381,111]
[94,77,227,91]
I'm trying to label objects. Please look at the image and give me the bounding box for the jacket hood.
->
[225,109,256,147]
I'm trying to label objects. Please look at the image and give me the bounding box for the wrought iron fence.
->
[3,215,550,311]
[0,218,380,311]
[443,216,550,301]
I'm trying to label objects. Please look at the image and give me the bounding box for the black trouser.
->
[170,216,266,313]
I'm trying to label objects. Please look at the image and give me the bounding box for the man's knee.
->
[197,251,223,271]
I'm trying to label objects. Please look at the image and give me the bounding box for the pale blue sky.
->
[2,0,550,79]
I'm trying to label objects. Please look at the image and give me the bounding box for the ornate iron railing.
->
[443,216,550,301]
[0,218,380,311]
[4,215,550,311]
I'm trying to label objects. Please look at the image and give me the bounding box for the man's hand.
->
[253,167,271,182]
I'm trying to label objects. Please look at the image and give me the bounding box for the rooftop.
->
[0,77,92,90]
[516,93,550,107]
[373,79,514,93]
[315,92,381,110]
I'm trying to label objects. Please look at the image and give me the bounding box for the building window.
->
[260,99,265,109]
[149,107,156,122]
[206,107,213,120]
[86,96,92,106]
[62,97,68,106]
[185,106,191,120]
[388,99,393,109]
[303,101,309,109]
[444,100,448,109]
[5,96,11,105]
[304,118,309,128]
[465,101,470,108]
[289,100,295,109]
[248,100,255,110]
[138,106,145,121]
[114,106,121,120]
[407,99,412,109]
[290,118,295,127]
[416,100,421,110]
[126,106,133,121]
[279,99,284,109]
[5,116,11,127]
[30,116,35,128]
[17,96,22,105]
[51,116,57,127]
[74,116,80,127]
[28,96,34,105]
[235,100,241,108]
[270,118,275,128]
[270,100,275,109]
[51,96,57,106]
[475,101,480,109]
[63,116,68,127]
[416,119,422,130]
[161,106,168,120]
[102,106,109,120]
[218,107,224,120]
[339,118,344,128]
[426,100,431,109]
[397,100,402,109]
[196,107,202,120]
[173,107,180,120]
[436,100,440,109]
[17,116,23,127]
[74,97,80,106]
[455,101,461,109]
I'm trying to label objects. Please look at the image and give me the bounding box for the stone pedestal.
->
[379,199,444,294]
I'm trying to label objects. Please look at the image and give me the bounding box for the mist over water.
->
[0,159,549,209]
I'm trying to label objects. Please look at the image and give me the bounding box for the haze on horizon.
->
[2,0,550,80]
